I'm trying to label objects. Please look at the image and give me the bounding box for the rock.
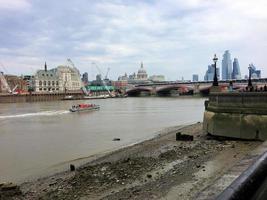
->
[196,164,201,168]
[113,138,121,141]
[70,164,76,171]
[147,174,152,178]
[188,155,194,159]
[1,183,18,191]
[176,132,193,141]
[49,182,57,186]
[0,182,21,197]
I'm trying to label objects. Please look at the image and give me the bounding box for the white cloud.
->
[0,0,31,11]
[0,0,267,80]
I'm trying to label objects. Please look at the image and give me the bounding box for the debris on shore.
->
[176,132,194,141]
[16,123,261,200]
[0,182,21,199]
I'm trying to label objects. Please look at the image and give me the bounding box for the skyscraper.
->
[232,58,241,79]
[249,63,261,79]
[222,50,232,80]
[82,72,88,84]
[204,65,220,81]
[192,74,199,82]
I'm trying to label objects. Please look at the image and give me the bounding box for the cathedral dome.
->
[137,62,148,80]
[137,62,147,74]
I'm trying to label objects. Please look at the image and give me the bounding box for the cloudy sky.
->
[0,0,267,80]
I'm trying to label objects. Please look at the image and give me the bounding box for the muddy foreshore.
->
[3,123,261,200]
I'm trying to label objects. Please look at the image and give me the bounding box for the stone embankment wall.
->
[203,92,267,140]
[0,92,84,103]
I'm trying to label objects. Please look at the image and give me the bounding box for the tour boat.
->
[69,104,100,112]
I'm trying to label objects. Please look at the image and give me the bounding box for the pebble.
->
[147,174,152,178]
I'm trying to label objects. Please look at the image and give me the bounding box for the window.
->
[48,81,51,86]
[46,74,49,76]
[44,81,46,86]
[56,81,59,85]
[50,74,53,77]
[39,81,42,86]
[52,81,55,86]
[42,74,44,76]
[39,88,42,91]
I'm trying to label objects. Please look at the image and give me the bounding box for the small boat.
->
[83,95,108,100]
[63,95,74,100]
[69,104,100,112]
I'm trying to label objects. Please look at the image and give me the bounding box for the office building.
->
[249,63,261,78]
[204,65,220,81]
[232,58,241,79]
[192,74,199,82]
[222,50,232,80]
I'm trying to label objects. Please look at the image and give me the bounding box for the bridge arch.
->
[156,85,194,96]
[126,87,152,97]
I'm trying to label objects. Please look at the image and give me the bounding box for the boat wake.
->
[0,110,70,119]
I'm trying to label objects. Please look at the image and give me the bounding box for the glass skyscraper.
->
[232,58,241,79]
[222,50,232,80]
[249,63,261,78]
[204,64,220,81]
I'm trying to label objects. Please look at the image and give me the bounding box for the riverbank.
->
[5,123,261,200]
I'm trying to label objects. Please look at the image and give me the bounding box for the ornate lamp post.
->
[213,54,218,86]
[248,66,252,87]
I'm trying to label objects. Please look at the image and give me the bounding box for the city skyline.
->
[0,0,267,80]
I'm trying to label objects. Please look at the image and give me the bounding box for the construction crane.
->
[67,58,75,69]
[66,58,89,95]
[0,62,17,94]
[105,67,110,80]
[0,61,8,74]
[0,72,11,93]
[91,62,113,97]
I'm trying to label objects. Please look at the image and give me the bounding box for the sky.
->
[0,0,267,81]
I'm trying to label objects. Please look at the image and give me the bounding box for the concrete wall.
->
[0,92,84,103]
[203,92,267,140]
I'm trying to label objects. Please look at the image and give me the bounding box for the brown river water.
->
[0,97,205,183]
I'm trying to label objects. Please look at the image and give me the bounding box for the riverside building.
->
[34,62,82,92]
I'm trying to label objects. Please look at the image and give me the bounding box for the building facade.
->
[34,63,82,92]
[149,75,165,82]
[222,50,232,80]
[118,62,150,84]
[0,73,27,93]
[232,58,241,79]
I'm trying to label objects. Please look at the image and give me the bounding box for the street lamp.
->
[248,66,252,87]
[213,54,218,86]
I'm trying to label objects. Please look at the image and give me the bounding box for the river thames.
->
[0,97,206,183]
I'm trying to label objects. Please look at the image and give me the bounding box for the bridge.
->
[126,78,267,96]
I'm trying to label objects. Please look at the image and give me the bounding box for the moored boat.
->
[69,104,100,112]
